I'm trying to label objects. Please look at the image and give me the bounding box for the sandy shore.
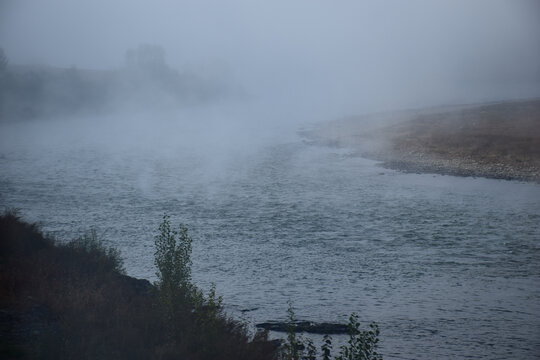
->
[305,99,540,183]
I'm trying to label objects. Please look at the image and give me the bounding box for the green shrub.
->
[281,300,301,360]
[321,334,333,360]
[153,214,226,338]
[152,214,277,360]
[154,214,193,296]
[154,214,224,312]
[280,303,382,360]
[336,313,382,360]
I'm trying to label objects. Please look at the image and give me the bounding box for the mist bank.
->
[3,1,540,126]
[0,46,231,122]
[306,98,540,183]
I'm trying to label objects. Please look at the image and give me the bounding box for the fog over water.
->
[1,1,540,359]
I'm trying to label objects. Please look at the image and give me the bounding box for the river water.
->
[1,112,539,359]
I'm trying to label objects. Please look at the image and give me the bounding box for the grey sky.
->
[1,0,539,115]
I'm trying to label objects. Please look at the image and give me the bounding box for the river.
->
[1,112,539,359]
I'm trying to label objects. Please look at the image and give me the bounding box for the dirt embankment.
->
[307,99,540,183]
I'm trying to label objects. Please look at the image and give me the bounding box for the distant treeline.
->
[0,45,227,122]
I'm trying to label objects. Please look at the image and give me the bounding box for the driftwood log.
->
[256,321,349,334]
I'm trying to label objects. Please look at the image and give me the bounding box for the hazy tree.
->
[0,48,7,73]
[125,44,166,71]
[0,48,7,117]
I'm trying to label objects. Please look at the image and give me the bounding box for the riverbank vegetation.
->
[0,211,275,359]
[279,302,381,360]
[0,211,383,359]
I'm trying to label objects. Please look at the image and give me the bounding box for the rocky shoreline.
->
[306,99,540,183]
[370,150,540,182]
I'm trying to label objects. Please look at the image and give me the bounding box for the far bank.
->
[305,98,540,183]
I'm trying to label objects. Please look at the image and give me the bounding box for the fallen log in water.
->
[256,321,349,334]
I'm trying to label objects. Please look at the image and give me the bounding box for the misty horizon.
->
[1,0,540,118]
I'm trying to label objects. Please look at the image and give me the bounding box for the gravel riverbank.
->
[306,99,540,183]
